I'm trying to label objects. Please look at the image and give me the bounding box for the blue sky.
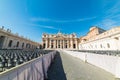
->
[0,0,120,42]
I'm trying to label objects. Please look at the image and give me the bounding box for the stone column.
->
[56,40,57,48]
[71,39,73,49]
[65,40,68,49]
[62,40,63,49]
[60,40,62,48]
[56,40,58,48]
[63,40,64,49]
[57,40,59,48]
[45,39,48,49]
[60,40,61,48]
[67,40,69,49]
[76,39,78,49]
[54,40,56,49]
[49,39,51,48]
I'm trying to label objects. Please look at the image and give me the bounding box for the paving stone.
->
[47,51,115,80]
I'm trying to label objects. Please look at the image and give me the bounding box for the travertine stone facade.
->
[79,26,120,50]
[0,26,41,49]
[42,32,78,49]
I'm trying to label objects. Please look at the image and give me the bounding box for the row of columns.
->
[45,39,78,49]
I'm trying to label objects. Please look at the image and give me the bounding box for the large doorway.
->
[51,45,53,48]
[8,40,13,47]
[73,44,76,49]
[0,36,5,49]
[43,43,46,48]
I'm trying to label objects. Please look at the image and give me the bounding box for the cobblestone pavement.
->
[47,50,115,80]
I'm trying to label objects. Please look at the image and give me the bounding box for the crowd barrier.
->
[0,50,56,80]
[63,50,120,79]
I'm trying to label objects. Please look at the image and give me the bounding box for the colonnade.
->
[44,39,78,49]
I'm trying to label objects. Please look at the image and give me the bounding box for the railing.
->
[71,50,120,56]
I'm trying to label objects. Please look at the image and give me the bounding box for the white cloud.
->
[76,17,97,21]
[106,1,120,14]
[25,23,61,30]
[103,1,120,19]
[30,17,50,22]
[96,19,119,30]
[96,1,120,29]
[30,16,96,23]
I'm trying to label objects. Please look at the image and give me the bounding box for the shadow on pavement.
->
[47,51,67,80]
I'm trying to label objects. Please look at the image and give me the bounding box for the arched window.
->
[100,44,102,48]
[16,41,19,47]
[22,43,24,48]
[65,40,67,43]
[8,40,13,47]
[26,44,28,48]
[58,45,60,48]
[65,45,67,48]
[107,43,110,48]
[58,40,60,43]
[51,40,54,42]
[44,35,46,37]
[114,37,119,40]
[0,36,5,48]
[95,45,97,48]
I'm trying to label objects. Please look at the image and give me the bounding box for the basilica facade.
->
[42,32,78,49]
[42,26,120,50]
